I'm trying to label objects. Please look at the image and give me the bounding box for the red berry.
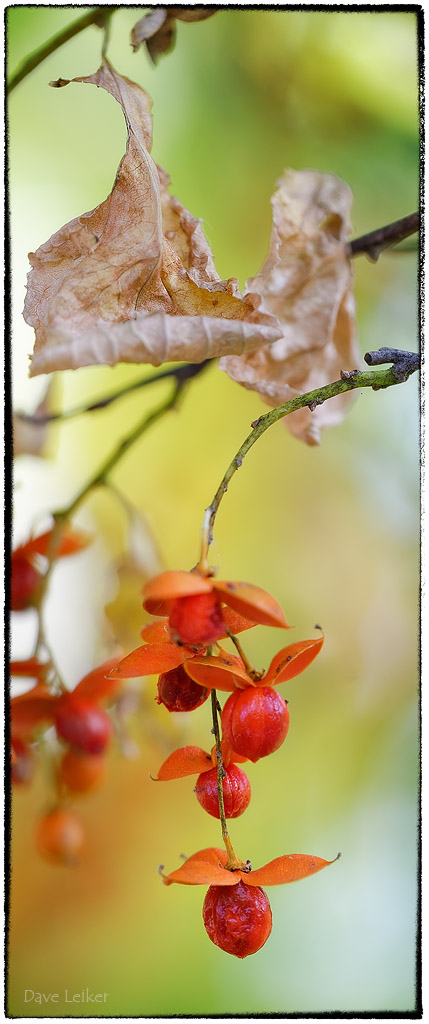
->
[11,554,41,611]
[221,686,289,762]
[55,695,112,755]
[203,880,272,958]
[35,808,85,864]
[168,591,224,645]
[58,749,107,794]
[156,664,209,712]
[195,763,251,819]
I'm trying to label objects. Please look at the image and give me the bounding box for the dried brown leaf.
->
[131,7,168,48]
[132,8,176,63]
[131,8,217,63]
[26,60,280,377]
[173,9,218,24]
[220,169,361,445]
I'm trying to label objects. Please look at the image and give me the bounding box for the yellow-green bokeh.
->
[8,7,420,1016]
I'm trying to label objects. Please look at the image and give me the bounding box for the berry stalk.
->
[210,689,246,872]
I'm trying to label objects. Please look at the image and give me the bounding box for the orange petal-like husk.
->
[212,580,290,629]
[244,853,338,886]
[264,635,324,686]
[22,526,90,559]
[11,693,57,736]
[139,619,205,654]
[143,571,212,615]
[140,618,171,642]
[216,605,259,637]
[73,656,124,701]
[163,846,338,887]
[163,847,239,886]
[10,658,48,679]
[155,746,212,781]
[10,682,53,703]
[142,597,174,617]
[184,654,253,692]
[108,642,187,679]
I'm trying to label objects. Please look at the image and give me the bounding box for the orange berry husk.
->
[73,656,124,702]
[154,742,246,782]
[11,526,90,611]
[264,635,324,685]
[211,580,289,629]
[162,846,340,887]
[154,746,213,781]
[143,571,212,616]
[184,653,252,692]
[10,687,57,738]
[109,642,187,679]
[10,658,49,680]
[142,570,290,629]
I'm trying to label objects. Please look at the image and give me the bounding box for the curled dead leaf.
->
[220,169,361,445]
[131,8,217,64]
[26,60,279,377]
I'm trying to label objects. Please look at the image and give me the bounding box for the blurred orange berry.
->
[35,807,85,864]
[58,749,107,794]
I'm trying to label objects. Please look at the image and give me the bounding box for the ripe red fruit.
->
[54,695,113,755]
[221,686,289,762]
[35,807,85,864]
[195,764,251,819]
[156,664,209,712]
[168,591,224,645]
[58,749,107,794]
[11,554,41,611]
[203,880,272,958]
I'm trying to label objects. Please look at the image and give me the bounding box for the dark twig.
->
[364,347,420,383]
[7,7,117,93]
[349,212,419,262]
[14,360,212,426]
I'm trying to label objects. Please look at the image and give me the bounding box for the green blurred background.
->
[7,7,420,1016]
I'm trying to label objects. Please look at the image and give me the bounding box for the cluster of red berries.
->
[110,568,331,957]
[10,527,123,865]
[11,656,122,863]
[11,536,337,952]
